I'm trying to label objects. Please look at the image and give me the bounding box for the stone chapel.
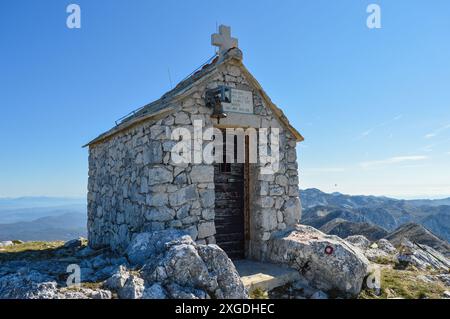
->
[84,25,304,261]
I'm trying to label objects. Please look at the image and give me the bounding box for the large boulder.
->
[125,229,194,266]
[344,236,397,263]
[377,239,397,254]
[345,235,371,251]
[63,237,85,249]
[120,229,247,299]
[267,225,370,297]
[364,247,390,262]
[104,265,130,291]
[118,275,145,299]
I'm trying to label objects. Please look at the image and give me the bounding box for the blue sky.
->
[0,0,449,199]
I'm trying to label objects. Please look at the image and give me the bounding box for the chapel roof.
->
[84,48,303,147]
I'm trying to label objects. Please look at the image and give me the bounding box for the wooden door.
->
[214,161,245,259]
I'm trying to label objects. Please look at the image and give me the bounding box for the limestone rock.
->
[155,244,213,290]
[142,283,168,299]
[0,241,14,248]
[63,237,85,249]
[127,230,247,299]
[364,247,390,262]
[344,237,396,262]
[75,246,97,258]
[267,225,370,297]
[436,274,450,286]
[104,265,130,291]
[0,271,58,299]
[118,275,145,299]
[57,287,112,299]
[126,230,193,266]
[396,239,450,271]
[164,282,208,299]
[196,244,248,298]
[345,235,371,251]
[377,239,397,254]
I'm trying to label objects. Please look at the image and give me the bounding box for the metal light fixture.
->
[205,86,230,123]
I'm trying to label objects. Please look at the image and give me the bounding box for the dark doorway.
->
[214,132,246,259]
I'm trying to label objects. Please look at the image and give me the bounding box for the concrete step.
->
[233,259,301,293]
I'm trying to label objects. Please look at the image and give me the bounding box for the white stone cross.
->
[211,25,238,57]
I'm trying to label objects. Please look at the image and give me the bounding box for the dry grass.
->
[0,241,64,253]
[373,256,395,265]
[359,267,447,299]
[249,287,269,299]
[0,241,87,262]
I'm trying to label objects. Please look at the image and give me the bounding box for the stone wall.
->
[87,60,301,260]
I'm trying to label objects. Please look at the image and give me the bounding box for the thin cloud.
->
[424,124,450,139]
[356,114,403,140]
[360,155,428,169]
[420,137,450,152]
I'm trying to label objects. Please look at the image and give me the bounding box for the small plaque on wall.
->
[222,89,253,114]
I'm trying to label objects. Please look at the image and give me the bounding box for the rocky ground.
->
[0,231,247,299]
[351,236,450,299]
[0,229,448,299]
[251,236,449,300]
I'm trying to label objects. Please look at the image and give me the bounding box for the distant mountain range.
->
[2,191,450,253]
[0,213,87,241]
[0,196,86,210]
[300,188,450,255]
[0,197,86,241]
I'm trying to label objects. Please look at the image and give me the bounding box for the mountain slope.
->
[384,223,450,256]
[301,206,367,229]
[319,219,388,241]
[300,189,450,242]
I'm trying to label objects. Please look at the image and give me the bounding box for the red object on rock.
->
[325,246,334,255]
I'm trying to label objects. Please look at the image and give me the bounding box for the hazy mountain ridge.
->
[300,189,450,248]
[0,213,87,241]
[319,219,388,242]
[0,197,87,241]
[0,196,86,210]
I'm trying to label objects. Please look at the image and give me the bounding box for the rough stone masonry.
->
[84,26,304,261]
